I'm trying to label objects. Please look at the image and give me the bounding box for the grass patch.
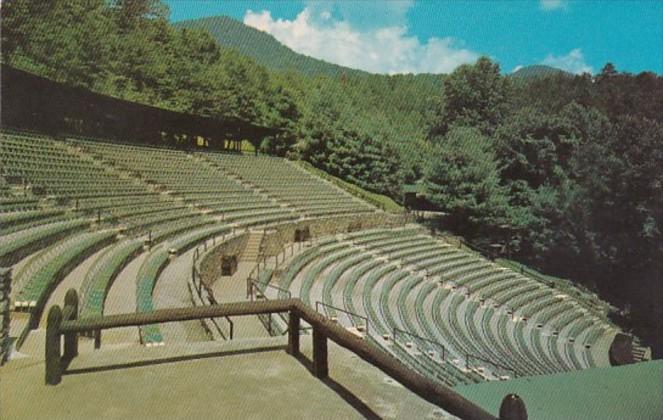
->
[294,160,403,213]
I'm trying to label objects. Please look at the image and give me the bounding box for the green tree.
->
[425,126,509,234]
[429,57,511,137]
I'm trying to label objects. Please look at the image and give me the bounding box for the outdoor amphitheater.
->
[1,123,661,419]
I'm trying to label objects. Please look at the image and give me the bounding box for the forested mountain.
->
[2,0,662,356]
[509,64,570,79]
[174,16,368,78]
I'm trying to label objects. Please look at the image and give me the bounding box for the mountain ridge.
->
[175,16,568,79]
[174,16,369,78]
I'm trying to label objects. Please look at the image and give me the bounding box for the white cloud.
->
[244,8,479,74]
[541,48,593,74]
[512,65,524,73]
[539,0,568,11]
[305,0,414,29]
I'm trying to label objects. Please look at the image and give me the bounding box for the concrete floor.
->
[152,246,209,343]
[0,336,456,420]
[211,261,271,339]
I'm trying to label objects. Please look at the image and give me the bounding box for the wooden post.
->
[0,268,12,366]
[312,327,328,378]
[63,289,78,361]
[94,329,101,349]
[499,394,527,420]
[287,312,300,356]
[45,305,62,385]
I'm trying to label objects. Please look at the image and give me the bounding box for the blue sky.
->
[165,1,662,75]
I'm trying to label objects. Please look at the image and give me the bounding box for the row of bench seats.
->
[200,152,376,218]
[1,131,381,348]
[264,227,620,386]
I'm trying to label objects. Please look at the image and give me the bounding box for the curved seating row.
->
[273,228,620,386]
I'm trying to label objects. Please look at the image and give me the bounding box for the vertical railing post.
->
[312,327,328,379]
[94,329,101,349]
[45,305,63,385]
[499,394,527,420]
[0,268,12,366]
[63,289,78,361]
[287,311,300,356]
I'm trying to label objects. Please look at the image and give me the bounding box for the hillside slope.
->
[510,64,570,79]
[174,16,368,78]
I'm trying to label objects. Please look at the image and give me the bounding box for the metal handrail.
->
[315,301,369,336]
[393,327,446,361]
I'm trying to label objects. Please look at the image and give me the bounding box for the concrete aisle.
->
[152,247,209,344]
[211,261,271,339]
[101,250,147,346]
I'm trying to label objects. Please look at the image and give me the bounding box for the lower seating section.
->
[12,229,118,324]
[135,247,170,345]
[0,218,91,265]
[79,239,144,318]
[135,224,232,344]
[270,227,622,386]
[0,132,308,334]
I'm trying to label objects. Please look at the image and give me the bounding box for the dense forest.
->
[2,0,662,355]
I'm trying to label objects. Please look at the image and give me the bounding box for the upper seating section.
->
[201,152,376,218]
[72,139,298,227]
[2,131,384,348]
[1,133,147,199]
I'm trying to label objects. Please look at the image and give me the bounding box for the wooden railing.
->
[44,289,528,420]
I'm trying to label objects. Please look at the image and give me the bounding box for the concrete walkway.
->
[211,261,270,339]
[9,245,117,359]
[1,336,451,420]
[152,247,209,344]
[101,249,147,346]
[39,244,113,326]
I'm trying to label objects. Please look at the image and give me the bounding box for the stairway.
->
[242,230,264,263]
[632,338,652,362]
